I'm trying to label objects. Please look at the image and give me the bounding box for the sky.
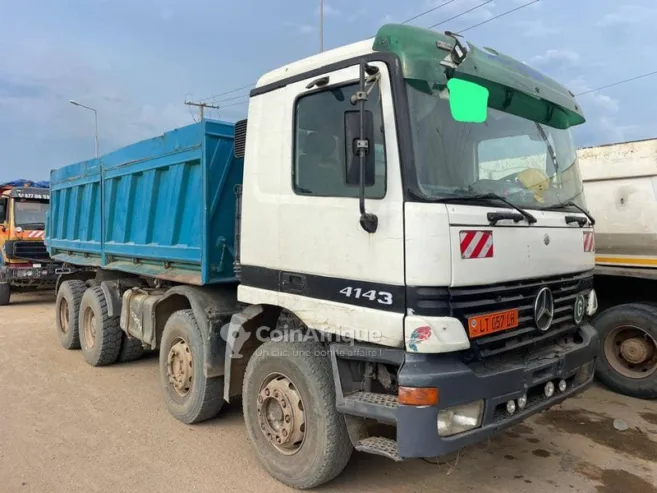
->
[0,0,656,181]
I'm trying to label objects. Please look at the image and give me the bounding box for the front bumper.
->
[395,323,598,458]
[0,263,60,284]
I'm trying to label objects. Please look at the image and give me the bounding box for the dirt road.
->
[1,293,656,493]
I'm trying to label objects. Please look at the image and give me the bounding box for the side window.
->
[0,198,6,223]
[294,82,386,198]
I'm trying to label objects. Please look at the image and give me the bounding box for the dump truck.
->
[579,138,657,399]
[0,180,63,305]
[47,24,599,488]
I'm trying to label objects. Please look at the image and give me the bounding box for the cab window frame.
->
[291,78,388,199]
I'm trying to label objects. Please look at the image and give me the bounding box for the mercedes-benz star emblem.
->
[534,287,554,331]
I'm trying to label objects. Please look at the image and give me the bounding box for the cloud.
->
[529,49,580,67]
[347,8,368,23]
[422,0,496,28]
[284,21,315,35]
[516,20,560,37]
[598,5,657,27]
[567,77,619,113]
[322,2,342,17]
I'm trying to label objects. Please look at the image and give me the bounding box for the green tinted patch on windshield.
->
[448,79,489,123]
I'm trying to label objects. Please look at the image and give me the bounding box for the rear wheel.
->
[242,340,352,489]
[594,303,657,399]
[118,334,144,362]
[55,280,87,349]
[159,309,224,424]
[0,282,10,305]
[79,286,123,366]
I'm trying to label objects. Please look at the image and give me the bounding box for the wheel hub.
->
[604,325,657,379]
[620,337,652,364]
[167,338,193,396]
[257,374,305,455]
[82,307,97,349]
[59,298,69,335]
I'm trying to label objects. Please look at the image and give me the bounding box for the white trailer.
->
[579,138,657,398]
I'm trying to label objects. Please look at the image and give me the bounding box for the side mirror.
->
[344,110,375,186]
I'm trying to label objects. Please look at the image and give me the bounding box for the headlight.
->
[586,289,598,316]
[437,400,484,437]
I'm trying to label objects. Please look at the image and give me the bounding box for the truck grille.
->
[10,241,49,261]
[451,272,593,360]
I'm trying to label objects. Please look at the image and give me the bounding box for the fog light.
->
[558,379,567,392]
[586,289,598,316]
[517,394,527,410]
[437,400,484,437]
[576,361,595,385]
[544,381,555,398]
[506,400,516,415]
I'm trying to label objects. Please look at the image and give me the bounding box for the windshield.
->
[14,200,48,229]
[406,82,585,210]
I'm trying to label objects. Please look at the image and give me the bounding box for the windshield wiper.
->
[541,201,596,226]
[440,192,537,225]
[535,123,559,173]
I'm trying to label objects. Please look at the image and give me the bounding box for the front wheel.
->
[242,340,352,489]
[159,309,224,424]
[594,303,657,399]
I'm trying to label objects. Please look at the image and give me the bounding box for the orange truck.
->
[0,180,61,304]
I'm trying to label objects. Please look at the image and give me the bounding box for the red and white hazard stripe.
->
[459,230,494,259]
[26,230,44,238]
[583,231,595,252]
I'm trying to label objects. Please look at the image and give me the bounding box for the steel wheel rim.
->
[82,306,96,350]
[59,298,69,335]
[167,338,193,397]
[604,324,657,379]
[257,372,306,455]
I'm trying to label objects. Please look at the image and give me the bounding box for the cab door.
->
[238,61,406,348]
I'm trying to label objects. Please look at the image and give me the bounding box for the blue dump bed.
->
[46,120,243,285]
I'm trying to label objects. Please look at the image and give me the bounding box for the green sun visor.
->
[372,24,586,129]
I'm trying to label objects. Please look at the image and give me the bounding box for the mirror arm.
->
[356,61,378,234]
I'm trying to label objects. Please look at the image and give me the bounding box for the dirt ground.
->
[1,292,656,493]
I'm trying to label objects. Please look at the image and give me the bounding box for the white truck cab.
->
[230,24,599,486]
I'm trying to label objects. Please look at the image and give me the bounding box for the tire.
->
[79,286,123,367]
[593,303,657,399]
[0,282,10,306]
[118,334,144,362]
[242,340,352,489]
[159,309,224,424]
[55,280,87,349]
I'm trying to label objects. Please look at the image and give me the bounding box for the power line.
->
[459,0,540,33]
[428,0,493,29]
[196,82,255,104]
[401,0,461,25]
[575,70,657,96]
[197,1,477,104]
[193,0,536,104]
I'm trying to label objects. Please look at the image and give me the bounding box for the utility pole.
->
[319,0,324,53]
[185,100,221,120]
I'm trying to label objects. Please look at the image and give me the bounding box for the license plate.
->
[33,263,42,268]
[468,309,519,339]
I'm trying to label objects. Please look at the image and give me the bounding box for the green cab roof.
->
[372,24,585,129]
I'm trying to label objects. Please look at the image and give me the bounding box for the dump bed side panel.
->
[47,120,242,285]
[48,161,102,267]
[101,123,205,284]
